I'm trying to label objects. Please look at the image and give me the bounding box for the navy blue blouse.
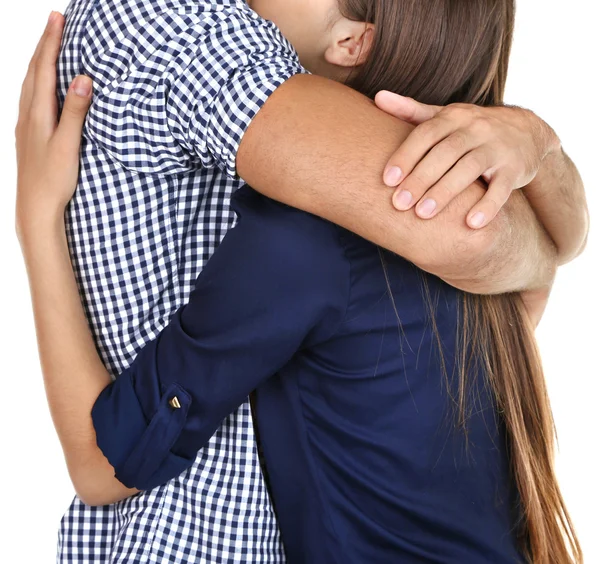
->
[92,186,524,563]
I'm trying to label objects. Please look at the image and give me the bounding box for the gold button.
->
[169,396,181,409]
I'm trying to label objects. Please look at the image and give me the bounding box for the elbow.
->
[72,473,113,506]
[558,207,590,265]
[73,478,134,507]
[69,459,136,507]
[576,227,590,258]
[433,210,514,295]
[75,487,113,508]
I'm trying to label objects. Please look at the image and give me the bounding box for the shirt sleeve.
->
[167,8,308,177]
[84,3,306,177]
[91,190,349,490]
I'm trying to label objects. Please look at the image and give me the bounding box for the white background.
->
[0,0,598,561]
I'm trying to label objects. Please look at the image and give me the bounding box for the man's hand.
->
[374,90,560,229]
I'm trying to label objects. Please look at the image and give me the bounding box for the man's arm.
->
[237,75,557,294]
[523,146,589,265]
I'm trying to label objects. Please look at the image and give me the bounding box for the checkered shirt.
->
[55,0,304,561]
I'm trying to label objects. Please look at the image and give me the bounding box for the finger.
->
[374,91,442,125]
[53,76,93,155]
[18,12,60,122]
[390,130,479,211]
[31,12,65,128]
[410,149,490,218]
[466,173,516,229]
[383,115,457,188]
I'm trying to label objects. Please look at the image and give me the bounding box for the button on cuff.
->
[115,383,192,489]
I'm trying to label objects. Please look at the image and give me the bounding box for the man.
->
[22,2,588,562]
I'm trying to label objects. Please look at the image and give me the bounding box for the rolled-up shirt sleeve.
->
[174,9,308,177]
[92,190,349,490]
[85,2,306,177]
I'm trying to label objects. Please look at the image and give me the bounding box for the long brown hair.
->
[340,0,582,561]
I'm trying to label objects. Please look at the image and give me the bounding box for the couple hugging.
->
[15,0,588,562]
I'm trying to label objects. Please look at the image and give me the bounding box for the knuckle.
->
[438,181,459,201]
[415,119,437,140]
[443,104,469,121]
[427,184,453,206]
[496,170,517,190]
[488,199,500,212]
[499,184,514,199]
[62,100,86,119]
[464,153,485,174]
[61,103,76,117]
[482,196,502,213]
[446,132,467,152]
[473,117,493,137]
[407,170,430,193]
[438,107,454,122]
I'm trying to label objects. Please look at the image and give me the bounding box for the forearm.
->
[238,74,556,294]
[442,190,557,294]
[20,215,136,506]
[523,145,589,265]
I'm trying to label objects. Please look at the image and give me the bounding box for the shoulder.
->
[79,0,303,175]
[82,0,295,77]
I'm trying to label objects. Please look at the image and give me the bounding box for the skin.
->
[247,0,375,78]
[248,0,588,266]
[375,92,590,262]
[240,0,588,321]
[17,8,587,506]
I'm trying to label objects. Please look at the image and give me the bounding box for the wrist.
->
[17,208,67,253]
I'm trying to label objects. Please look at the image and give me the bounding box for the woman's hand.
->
[15,11,92,246]
[374,91,561,229]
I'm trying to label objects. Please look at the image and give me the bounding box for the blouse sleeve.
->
[92,190,349,490]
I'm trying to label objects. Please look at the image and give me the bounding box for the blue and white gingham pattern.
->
[55,0,304,561]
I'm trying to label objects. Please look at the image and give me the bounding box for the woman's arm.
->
[16,16,349,504]
[16,40,349,500]
[91,189,350,493]
[16,15,137,505]
[19,216,137,506]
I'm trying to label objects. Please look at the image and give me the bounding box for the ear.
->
[324,20,375,68]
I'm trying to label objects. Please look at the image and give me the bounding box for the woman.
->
[16,0,582,563]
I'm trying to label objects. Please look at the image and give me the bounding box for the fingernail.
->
[384,166,402,187]
[48,11,58,24]
[393,190,412,210]
[417,198,436,218]
[72,76,91,97]
[469,212,486,228]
